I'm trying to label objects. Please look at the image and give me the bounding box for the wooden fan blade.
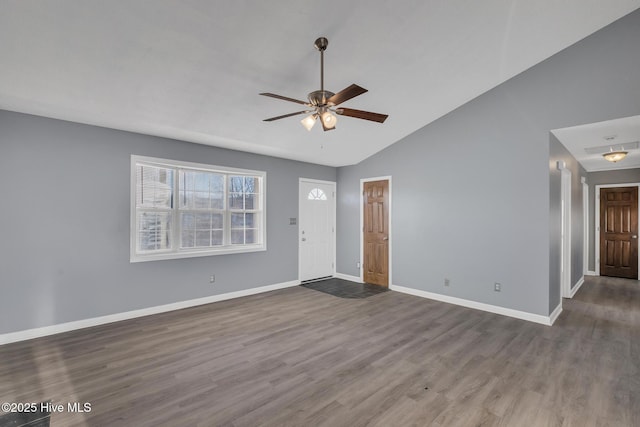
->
[260,93,309,105]
[263,110,310,122]
[327,84,367,106]
[336,108,388,123]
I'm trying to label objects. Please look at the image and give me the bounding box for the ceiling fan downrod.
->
[314,37,329,102]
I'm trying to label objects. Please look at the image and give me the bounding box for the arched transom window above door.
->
[308,188,328,201]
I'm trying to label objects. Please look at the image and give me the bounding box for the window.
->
[307,188,327,200]
[131,155,266,262]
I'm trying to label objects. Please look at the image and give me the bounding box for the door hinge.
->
[332,262,335,269]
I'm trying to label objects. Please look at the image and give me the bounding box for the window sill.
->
[130,245,266,263]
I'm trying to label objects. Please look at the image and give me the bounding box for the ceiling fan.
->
[260,37,388,131]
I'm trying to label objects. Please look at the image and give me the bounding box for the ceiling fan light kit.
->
[321,110,336,129]
[260,37,388,131]
[301,114,317,131]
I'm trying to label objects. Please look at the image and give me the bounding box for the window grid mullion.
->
[225,174,231,246]
[170,167,180,253]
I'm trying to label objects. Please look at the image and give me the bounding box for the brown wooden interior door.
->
[600,187,638,279]
[363,180,389,287]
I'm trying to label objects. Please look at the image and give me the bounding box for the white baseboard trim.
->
[0,280,300,346]
[549,303,563,326]
[570,276,585,298]
[585,270,597,276]
[389,284,554,326]
[334,272,363,283]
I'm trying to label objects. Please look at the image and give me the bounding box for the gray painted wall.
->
[3,10,640,334]
[0,110,335,334]
[586,168,640,271]
[548,135,586,313]
[336,9,640,316]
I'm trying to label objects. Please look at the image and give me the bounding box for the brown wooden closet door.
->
[363,180,389,287]
[600,187,638,279]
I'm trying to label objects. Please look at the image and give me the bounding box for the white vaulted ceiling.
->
[1,1,639,166]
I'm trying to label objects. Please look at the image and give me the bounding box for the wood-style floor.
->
[1,276,638,426]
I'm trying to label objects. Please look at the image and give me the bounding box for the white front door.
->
[299,179,335,282]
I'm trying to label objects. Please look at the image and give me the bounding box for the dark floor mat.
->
[302,278,388,299]
[0,402,50,427]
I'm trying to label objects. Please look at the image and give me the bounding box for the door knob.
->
[633,235,638,239]
[383,236,389,241]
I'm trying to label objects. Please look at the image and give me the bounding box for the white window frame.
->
[130,155,266,262]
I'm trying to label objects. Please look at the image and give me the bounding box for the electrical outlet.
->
[210,275,215,284]
[356,261,361,268]
[494,282,501,292]
[444,278,450,287]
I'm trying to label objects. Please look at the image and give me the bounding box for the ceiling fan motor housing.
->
[308,90,335,106]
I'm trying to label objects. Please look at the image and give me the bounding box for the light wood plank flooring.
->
[1,276,638,426]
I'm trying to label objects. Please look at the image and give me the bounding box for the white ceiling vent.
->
[584,141,639,155]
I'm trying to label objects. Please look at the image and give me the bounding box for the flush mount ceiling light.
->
[260,37,388,132]
[601,135,628,163]
[603,148,628,163]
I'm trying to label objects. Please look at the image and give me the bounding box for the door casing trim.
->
[298,178,337,283]
[594,183,640,277]
[360,176,392,286]
[558,162,572,299]
[582,177,589,276]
